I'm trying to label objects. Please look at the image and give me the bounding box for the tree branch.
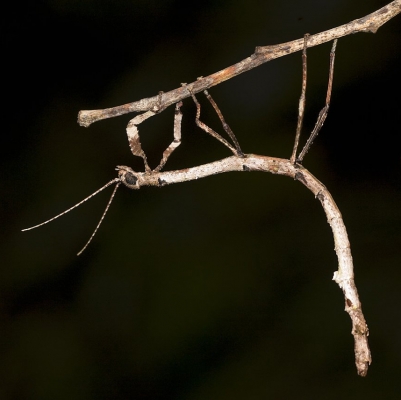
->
[78,0,401,127]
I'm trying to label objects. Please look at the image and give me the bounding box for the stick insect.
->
[22,38,337,256]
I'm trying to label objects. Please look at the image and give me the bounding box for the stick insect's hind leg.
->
[297,39,338,163]
[154,101,183,172]
[183,83,241,157]
[291,33,309,164]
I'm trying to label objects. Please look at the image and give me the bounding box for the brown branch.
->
[116,154,371,376]
[78,0,401,127]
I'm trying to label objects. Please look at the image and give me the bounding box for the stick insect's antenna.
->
[77,182,121,255]
[22,177,121,255]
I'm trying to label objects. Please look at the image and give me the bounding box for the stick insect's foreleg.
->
[184,83,242,157]
[297,39,338,163]
[126,91,166,172]
[154,101,183,172]
[126,111,154,172]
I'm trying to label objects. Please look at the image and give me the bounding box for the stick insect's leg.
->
[154,101,183,172]
[183,84,239,156]
[126,111,154,172]
[204,90,244,157]
[297,39,338,163]
[291,33,309,164]
[127,91,168,172]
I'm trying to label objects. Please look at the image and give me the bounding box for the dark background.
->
[1,1,400,399]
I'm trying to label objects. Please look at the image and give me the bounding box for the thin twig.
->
[78,1,401,127]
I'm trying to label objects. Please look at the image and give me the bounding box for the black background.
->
[1,1,400,399]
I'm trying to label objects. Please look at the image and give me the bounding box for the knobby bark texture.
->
[72,1,400,376]
[78,0,401,127]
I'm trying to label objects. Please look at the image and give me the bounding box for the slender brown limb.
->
[290,34,309,164]
[204,90,244,157]
[297,39,337,163]
[78,1,401,127]
[187,87,239,156]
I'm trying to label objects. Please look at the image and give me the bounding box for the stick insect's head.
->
[116,165,140,190]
